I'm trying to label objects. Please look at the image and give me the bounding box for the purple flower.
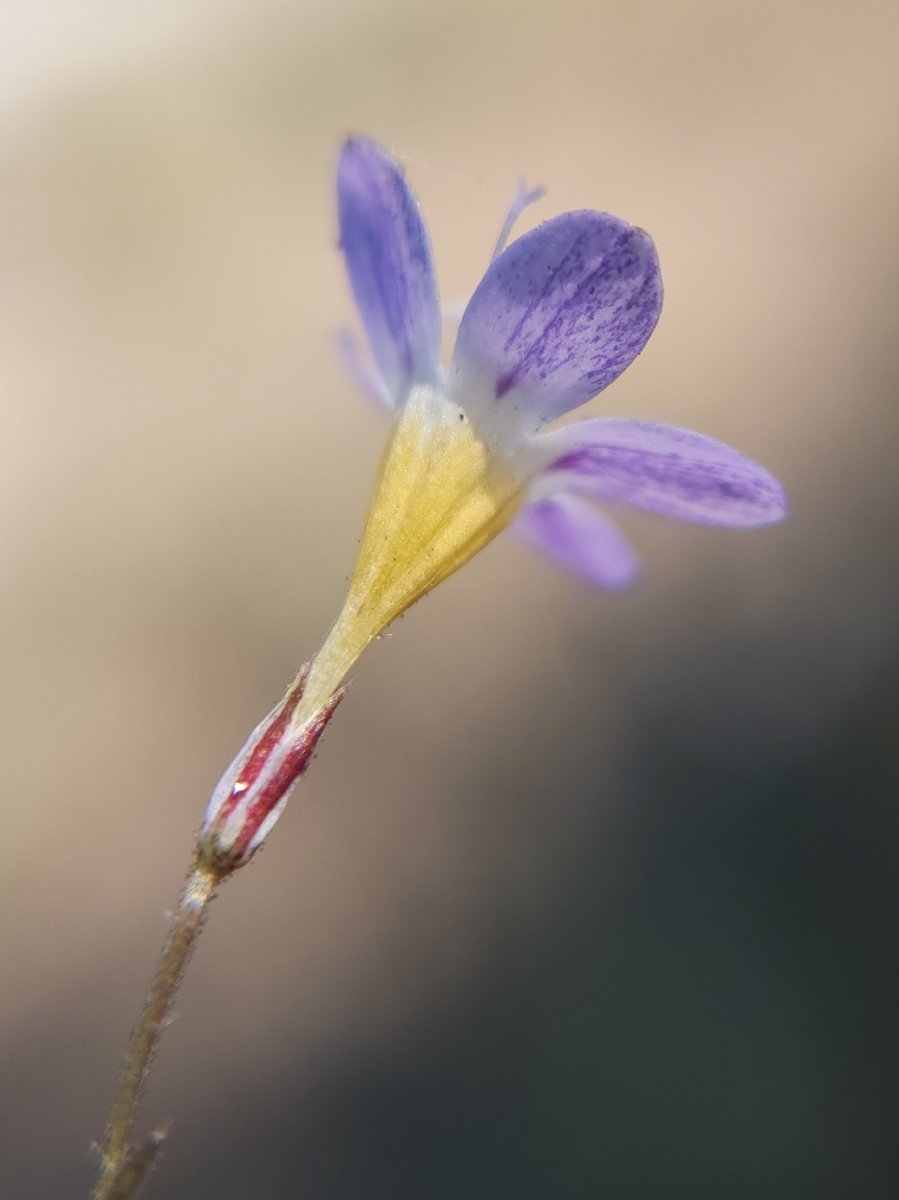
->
[294,137,786,719]
[201,138,788,863]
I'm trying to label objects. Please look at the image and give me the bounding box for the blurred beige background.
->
[2,1,898,1197]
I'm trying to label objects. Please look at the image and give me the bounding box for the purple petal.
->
[336,326,393,411]
[452,211,662,426]
[542,419,787,527]
[490,180,546,262]
[515,494,640,590]
[337,138,441,400]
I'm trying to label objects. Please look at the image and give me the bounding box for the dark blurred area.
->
[2,1,898,1198]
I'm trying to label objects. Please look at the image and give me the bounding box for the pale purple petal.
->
[442,298,466,324]
[452,211,662,426]
[337,138,441,400]
[336,326,393,411]
[541,419,787,526]
[490,180,546,262]
[515,494,640,590]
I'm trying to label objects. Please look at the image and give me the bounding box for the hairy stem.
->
[90,860,221,1200]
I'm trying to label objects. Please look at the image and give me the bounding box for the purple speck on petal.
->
[495,370,516,398]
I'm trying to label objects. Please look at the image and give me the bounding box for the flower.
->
[198,137,786,870]
[292,137,785,724]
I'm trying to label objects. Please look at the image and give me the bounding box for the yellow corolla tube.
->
[295,385,535,724]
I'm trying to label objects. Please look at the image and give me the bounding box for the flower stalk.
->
[90,665,343,1200]
[90,863,218,1200]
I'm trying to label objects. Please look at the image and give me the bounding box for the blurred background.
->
[2,1,898,1197]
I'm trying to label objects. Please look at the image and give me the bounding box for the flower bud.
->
[197,665,344,874]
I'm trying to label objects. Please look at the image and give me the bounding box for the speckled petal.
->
[452,211,662,427]
[541,419,787,526]
[338,138,441,400]
[515,494,640,590]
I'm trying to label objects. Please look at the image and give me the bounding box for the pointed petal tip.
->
[338,135,394,177]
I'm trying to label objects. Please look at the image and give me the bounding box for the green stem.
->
[90,860,221,1200]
